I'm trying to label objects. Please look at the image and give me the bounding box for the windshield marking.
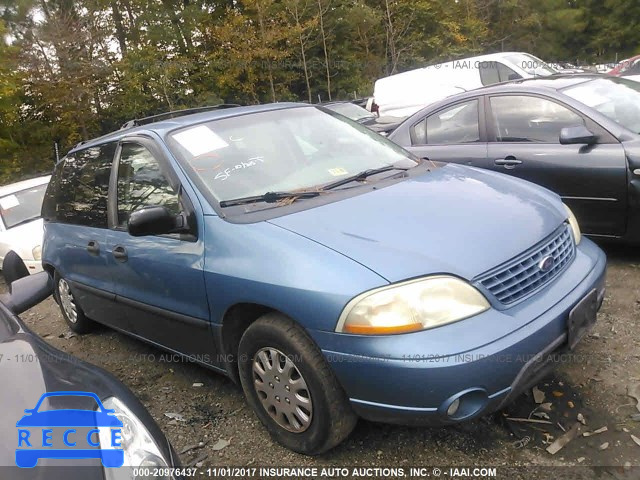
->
[214,156,265,181]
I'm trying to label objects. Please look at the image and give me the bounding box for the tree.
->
[284,0,318,103]
[2,0,640,182]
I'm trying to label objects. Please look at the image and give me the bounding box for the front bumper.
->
[309,238,606,425]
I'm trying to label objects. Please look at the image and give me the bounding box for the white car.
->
[372,52,558,117]
[0,175,50,274]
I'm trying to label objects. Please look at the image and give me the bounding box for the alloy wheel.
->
[58,278,78,323]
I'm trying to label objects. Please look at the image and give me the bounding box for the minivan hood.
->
[269,164,567,283]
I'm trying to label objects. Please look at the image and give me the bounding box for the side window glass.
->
[497,63,520,82]
[47,144,115,227]
[412,100,480,145]
[490,96,584,143]
[52,155,79,224]
[117,143,180,227]
[72,144,115,228]
[479,64,500,86]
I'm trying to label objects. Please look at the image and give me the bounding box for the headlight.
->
[32,245,42,261]
[336,276,490,335]
[98,397,171,479]
[564,204,581,245]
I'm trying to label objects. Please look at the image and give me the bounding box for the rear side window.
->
[41,143,115,227]
[412,100,480,145]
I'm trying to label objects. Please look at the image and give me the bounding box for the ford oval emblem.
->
[538,255,555,273]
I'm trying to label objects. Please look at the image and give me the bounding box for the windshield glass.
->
[167,106,418,204]
[505,53,557,76]
[563,78,640,133]
[0,183,47,229]
[323,103,375,122]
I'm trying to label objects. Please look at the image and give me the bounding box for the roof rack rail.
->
[120,104,241,130]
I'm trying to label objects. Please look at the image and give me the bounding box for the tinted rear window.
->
[42,143,116,228]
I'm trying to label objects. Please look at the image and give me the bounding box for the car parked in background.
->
[372,52,558,117]
[388,74,640,243]
[0,175,50,275]
[607,54,640,77]
[321,101,405,135]
[0,261,181,477]
[42,103,605,455]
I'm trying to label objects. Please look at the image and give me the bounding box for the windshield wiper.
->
[219,190,324,208]
[219,165,412,208]
[321,165,410,191]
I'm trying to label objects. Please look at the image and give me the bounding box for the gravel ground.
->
[3,243,640,479]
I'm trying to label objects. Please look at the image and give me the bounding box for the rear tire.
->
[238,313,357,455]
[54,272,94,334]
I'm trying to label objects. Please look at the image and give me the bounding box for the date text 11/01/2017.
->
[199,467,498,478]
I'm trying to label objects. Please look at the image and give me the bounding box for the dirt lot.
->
[4,243,640,478]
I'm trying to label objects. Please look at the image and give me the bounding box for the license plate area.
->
[567,289,598,350]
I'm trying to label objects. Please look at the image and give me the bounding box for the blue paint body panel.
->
[41,103,607,426]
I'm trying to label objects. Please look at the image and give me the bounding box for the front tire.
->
[54,272,94,334]
[238,313,357,455]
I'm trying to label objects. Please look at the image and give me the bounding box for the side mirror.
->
[0,272,53,315]
[508,73,522,81]
[128,206,186,237]
[559,125,597,145]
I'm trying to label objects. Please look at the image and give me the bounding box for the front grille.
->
[478,226,575,304]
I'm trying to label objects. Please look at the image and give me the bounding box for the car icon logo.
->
[15,391,124,468]
[538,255,555,273]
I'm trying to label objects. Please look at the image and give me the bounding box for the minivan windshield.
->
[167,106,418,205]
[0,183,47,229]
[563,77,640,134]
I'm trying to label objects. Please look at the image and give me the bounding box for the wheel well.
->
[221,303,274,383]
[42,264,58,304]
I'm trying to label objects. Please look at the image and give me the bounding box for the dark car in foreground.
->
[0,262,181,477]
[41,103,605,454]
[388,74,640,243]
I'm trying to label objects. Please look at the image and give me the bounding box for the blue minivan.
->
[41,103,606,454]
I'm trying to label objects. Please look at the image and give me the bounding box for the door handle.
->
[86,240,100,255]
[112,245,128,262]
[494,156,522,168]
